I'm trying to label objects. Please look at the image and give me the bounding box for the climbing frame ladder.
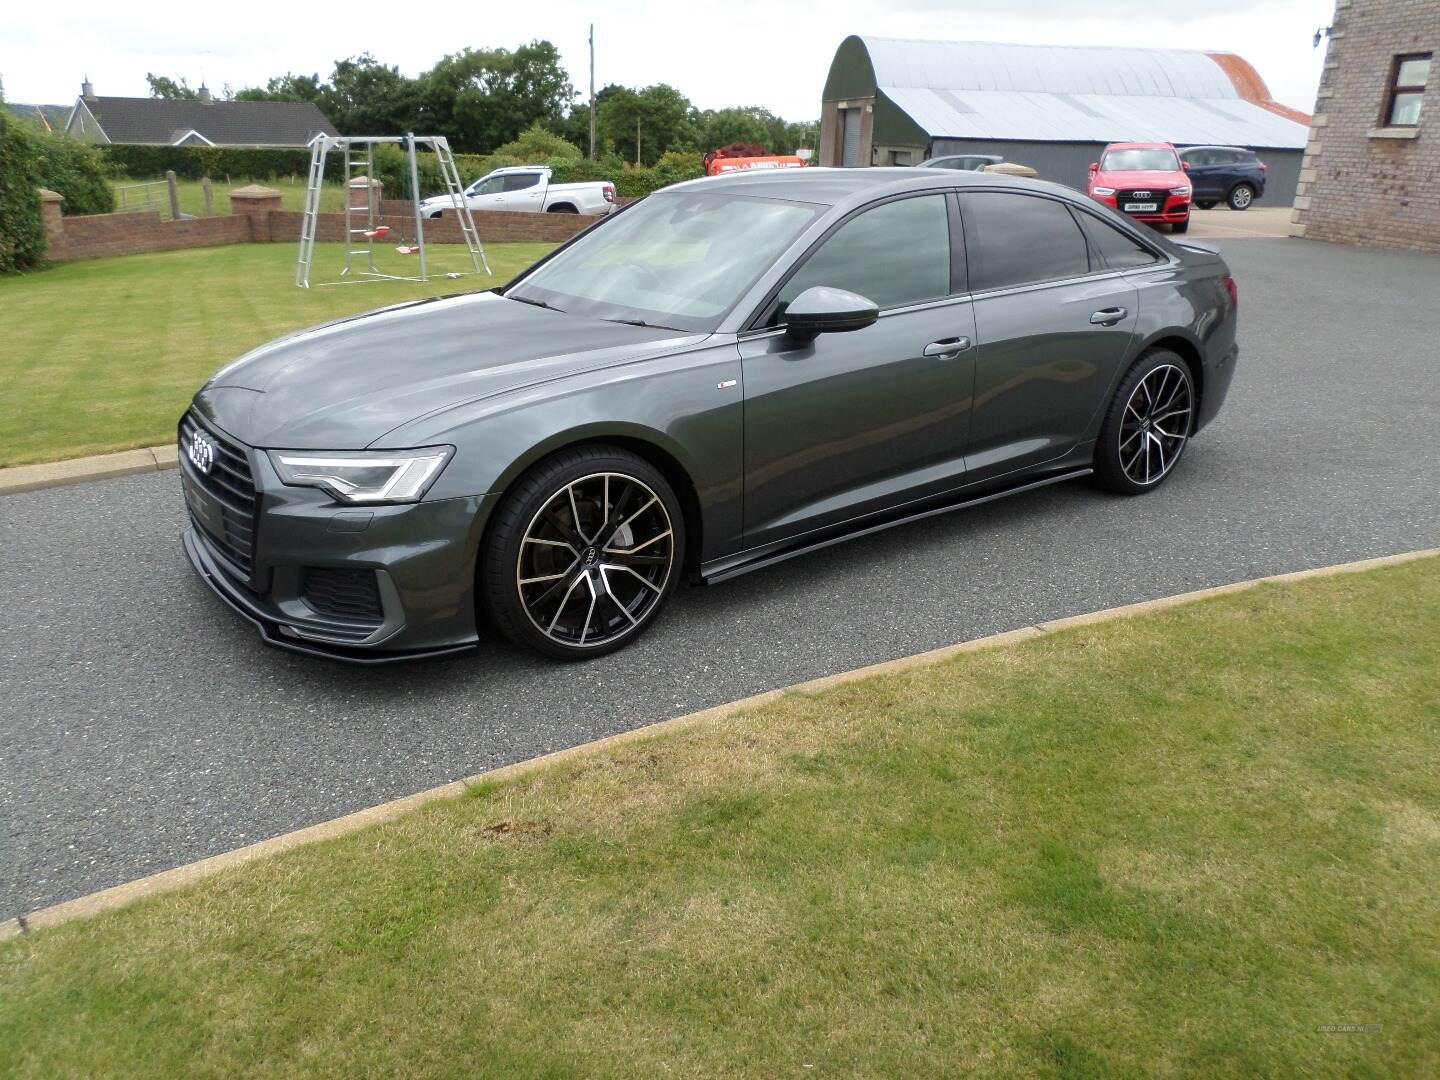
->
[294,134,488,288]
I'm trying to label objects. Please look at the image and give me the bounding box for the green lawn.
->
[0,242,553,467]
[3,558,1437,1078]
[111,176,352,217]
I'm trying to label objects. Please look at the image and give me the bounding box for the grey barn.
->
[819,36,1311,202]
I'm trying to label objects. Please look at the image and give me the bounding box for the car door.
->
[1183,149,1223,200]
[958,190,1140,482]
[503,172,546,211]
[739,192,977,549]
[467,174,506,209]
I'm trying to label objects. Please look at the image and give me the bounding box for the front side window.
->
[1386,53,1432,126]
[774,194,951,320]
[1102,148,1181,171]
[507,191,823,332]
[962,192,1090,291]
[473,176,505,196]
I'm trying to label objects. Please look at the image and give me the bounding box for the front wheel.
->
[480,446,685,659]
[1172,218,1190,234]
[1227,184,1255,211]
[1196,201,1217,210]
[1093,351,1195,495]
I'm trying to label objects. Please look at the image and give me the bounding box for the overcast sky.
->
[2,0,1335,117]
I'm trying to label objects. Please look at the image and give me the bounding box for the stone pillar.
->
[38,188,67,260]
[228,184,283,242]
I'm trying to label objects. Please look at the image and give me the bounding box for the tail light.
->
[1222,275,1238,309]
[603,183,615,203]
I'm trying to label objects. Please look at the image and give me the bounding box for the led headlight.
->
[1173,186,1191,196]
[1092,186,1115,196]
[269,446,454,504]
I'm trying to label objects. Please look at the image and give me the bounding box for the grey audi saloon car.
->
[180,168,1239,662]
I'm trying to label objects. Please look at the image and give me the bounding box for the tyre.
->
[480,445,685,659]
[1227,184,1255,211]
[1196,201,1217,210]
[1172,218,1190,234]
[1093,350,1195,495]
[546,204,579,214]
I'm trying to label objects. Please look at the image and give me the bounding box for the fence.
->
[111,180,173,220]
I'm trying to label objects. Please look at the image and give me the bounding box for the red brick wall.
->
[1293,0,1440,252]
[266,208,597,245]
[45,205,595,262]
[52,211,252,262]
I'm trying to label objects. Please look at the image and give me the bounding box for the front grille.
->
[1117,189,1170,205]
[301,567,384,625]
[179,412,258,577]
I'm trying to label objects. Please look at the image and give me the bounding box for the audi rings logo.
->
[1132,190,1152,199]
[187,431,217,474]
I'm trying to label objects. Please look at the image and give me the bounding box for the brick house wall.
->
[1292,0,1440,252]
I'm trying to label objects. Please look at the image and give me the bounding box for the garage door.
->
[841,109,861,168]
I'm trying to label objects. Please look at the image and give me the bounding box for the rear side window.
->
[1076,212,1160,270]
[504,173,541,192]
[961,192,1089,291]
[776,194,951,316]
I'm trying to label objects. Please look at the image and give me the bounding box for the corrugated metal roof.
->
[860,37,1309,149]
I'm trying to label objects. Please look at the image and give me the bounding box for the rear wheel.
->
[1093,350,1195,495]
[546,204,579,214]
[480,446,685,659]
[1227,184,1255,211]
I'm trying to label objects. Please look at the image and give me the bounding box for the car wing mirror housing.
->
[784,286,879,342]
[1089,161,1099,171]
[1182,161,1192,171]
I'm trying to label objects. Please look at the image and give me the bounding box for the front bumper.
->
[1092,193,1191,225]
[179,421,496,663]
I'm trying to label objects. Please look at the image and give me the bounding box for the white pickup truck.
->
[421,166,616,219]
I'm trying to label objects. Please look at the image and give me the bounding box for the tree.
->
[319,54,420,136]
[145,74,199,100]
[598,84,697,165]
[422,42,575,152]
[492,122,582,162]
[235,73,325,105]
[0,108,45,272]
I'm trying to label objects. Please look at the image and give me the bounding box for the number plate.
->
[1124,202,1159,213]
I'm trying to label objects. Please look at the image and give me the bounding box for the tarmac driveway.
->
[2,236,1437,918]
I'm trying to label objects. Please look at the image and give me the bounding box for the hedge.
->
[96,145,705,204]
[35,133,114,215]
[0,110,46,272]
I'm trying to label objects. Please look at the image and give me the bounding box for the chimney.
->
[198,84,213,104]
[81,76,96,103]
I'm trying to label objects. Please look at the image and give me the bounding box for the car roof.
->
[1103,141,1177,150]
[666,166,1077,208]
[1179,144,1252,152]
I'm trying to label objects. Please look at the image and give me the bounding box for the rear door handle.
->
[1090,307,1128,326]
[923,336,972,357]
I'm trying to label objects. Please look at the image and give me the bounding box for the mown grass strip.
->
[0,242,552,467]
[2,557,1437,1077]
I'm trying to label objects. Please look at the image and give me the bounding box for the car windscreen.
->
[505,191,824,332]
[1101,149,1181,172]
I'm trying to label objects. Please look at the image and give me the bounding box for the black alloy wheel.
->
[1093,351,1195,494]
[481,446,684,658]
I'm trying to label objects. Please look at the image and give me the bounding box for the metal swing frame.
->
[294,133,491,288]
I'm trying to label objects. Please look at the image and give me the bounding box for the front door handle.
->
[1090,307,1128,326]
[923,336,972,357]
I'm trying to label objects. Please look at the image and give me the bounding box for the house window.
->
[1384,53,1431,127]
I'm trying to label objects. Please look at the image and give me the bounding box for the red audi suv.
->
[1087,142,1192,233]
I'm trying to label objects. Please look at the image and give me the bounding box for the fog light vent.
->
[300,567,384,625]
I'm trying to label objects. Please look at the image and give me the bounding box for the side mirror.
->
[1088,162,1099,172]
[1182,161,1192,171]
[784,286,879,342]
